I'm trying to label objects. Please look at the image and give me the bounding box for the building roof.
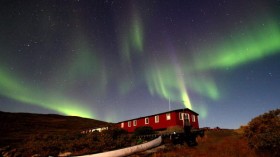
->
[118,108,199,123]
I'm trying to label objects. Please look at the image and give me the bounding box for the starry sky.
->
[0,0,279,129]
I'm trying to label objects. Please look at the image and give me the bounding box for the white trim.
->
[179,112,190,121]
[179,112,183,120]
[121,122,124,128]
[155,115,159,123]
[133,120,137,126]
[128,121,131,127]
[145,117,149,124]
[192,115,196,122]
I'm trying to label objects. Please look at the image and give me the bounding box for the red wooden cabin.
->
[117,108,199,132]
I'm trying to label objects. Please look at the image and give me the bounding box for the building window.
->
[192,115,196,122]
[179,113,190,121]
[179,112,183,120]
[145,117,149,124]
[155,115,159,123]
[133,120,137,126]
[121,122,124,128]
[166,113,171,120]
[185,113,190,122]
[128,121,131,127]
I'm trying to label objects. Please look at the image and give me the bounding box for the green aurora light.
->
[194,19,280,71]
[51,33,108,98]
[119,9,144,63]
[144,18,280,111]
[144,59,221,110]
[0,67,94,118]
[1,2,279,123]
[144,61,192,109]
[187,77,219,100]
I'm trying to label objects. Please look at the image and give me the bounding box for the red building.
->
[118,108,199,132]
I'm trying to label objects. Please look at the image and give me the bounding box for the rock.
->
[58,152,72,157]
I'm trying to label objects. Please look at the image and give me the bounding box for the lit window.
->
[192,115,196,122]
[166,113,171,120]
[121,122,124,128]
[145,117,149,124]
[128,121,131,127]
[133,120,137,126]
[155,115,159,123]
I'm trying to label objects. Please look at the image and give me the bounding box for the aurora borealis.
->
[0,0,279,128]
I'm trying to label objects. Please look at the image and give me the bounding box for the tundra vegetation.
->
[244,109,280,157]
[19,125,131,156]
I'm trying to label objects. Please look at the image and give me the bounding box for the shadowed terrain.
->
[0,111,109,147]
[1,109,278,157]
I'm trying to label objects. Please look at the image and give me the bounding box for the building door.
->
[183,113,190,126]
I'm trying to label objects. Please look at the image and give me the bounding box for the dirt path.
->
[130,130,258,157]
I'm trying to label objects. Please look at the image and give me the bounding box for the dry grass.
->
[150,129,258,157]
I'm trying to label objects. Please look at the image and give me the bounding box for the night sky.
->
[0,0,279,129]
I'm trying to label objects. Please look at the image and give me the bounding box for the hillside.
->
[0,111,110,147]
